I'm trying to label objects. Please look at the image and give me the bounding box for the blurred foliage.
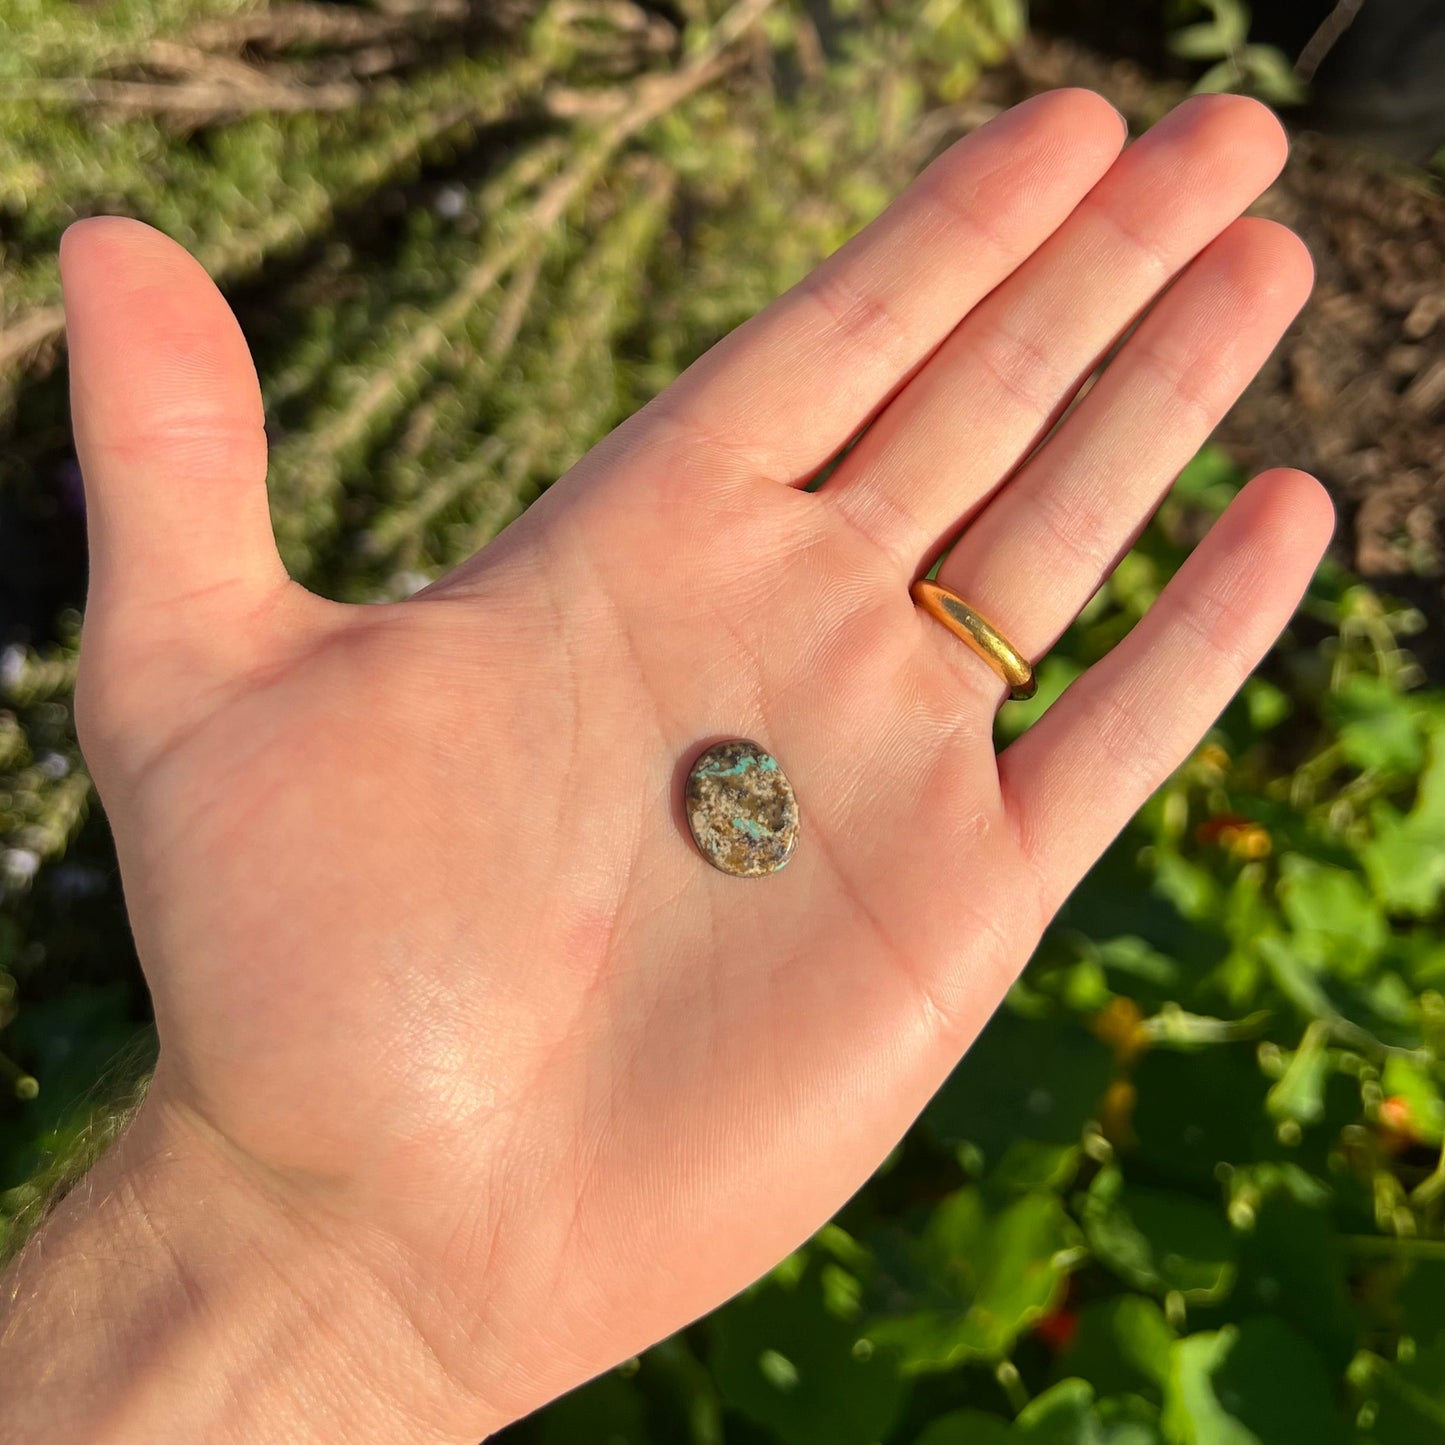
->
[2,2,1445,1442]
[1167,0,1304,104]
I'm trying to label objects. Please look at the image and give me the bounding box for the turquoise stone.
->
[685,739,799,877]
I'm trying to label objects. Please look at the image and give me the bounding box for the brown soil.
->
[977,37,1445,655]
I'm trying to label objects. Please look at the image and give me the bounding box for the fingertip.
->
[1281,467,1337,534]
[59,217,113,301]
[1235,215,1314,285]
[1156,91,1290,178]
[59,216,179,294]
[61,214,262,441]
[1208,216,1315,313]
[1229,93,1291,163]
[60,220,230,363]
[978,87,1128,168]
[1170,90,1287,141]
[1030,86,1129,146]
[1245,466,1337,558]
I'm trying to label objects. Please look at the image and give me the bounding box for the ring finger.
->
[929,214,1313,700]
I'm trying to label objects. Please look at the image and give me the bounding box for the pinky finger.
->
[998,468,1335,911]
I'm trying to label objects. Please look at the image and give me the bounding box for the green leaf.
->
[1327,674,1424,775]
[1381,1056,1445,1146]
[1060,840,1229,980]
[1363,808,1445,917]
[981,0,1027,46]
[1160,1318,1347,1445]
[1011,1381,1163,1445]
[1230,1197,1354,1373]
[1193,58,1242,94]
[536,1370,647,1445]
[951,1193,1081,1345]
[1362,722,1445,917]
[1097,1411,1167,1445]
[1015,1378,1103,1443]
[1359,1338,1445,1442]
[1392,1259,1445,1349]
[710,1264,906,1445]
[1240,44,1306,105]
[1255,932,1339,1023]
[1207,0,1252,49]
[1277,855,1387,978]
[1169,21,1232,61]
[913,1410,1016,1445]
[1264,1024,1330,1126]
[924,1007,1113,1164]
[1143,1008,1272,1052]
[872,1191,1080,1370]
[1242,677,1291,734]
[1132,1047,1275,1186]
[988,1139,1081,1197]
[638,1335,724,1445]
[1055,1297,1175,1401]
[1092,937,1182,1002]
[1081,1168,1236,1303]
[1153,851,1224,924]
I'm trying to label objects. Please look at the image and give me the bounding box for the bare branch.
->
[0,308,65,375]
[2,74,365,117]
[187,2,467,56]
[1297,0,1366,82]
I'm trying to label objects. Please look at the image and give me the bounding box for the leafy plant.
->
[1168,0,1306,104]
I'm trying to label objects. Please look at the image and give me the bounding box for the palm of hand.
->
[117,427,1016,1413]
[62,91,1330,1431]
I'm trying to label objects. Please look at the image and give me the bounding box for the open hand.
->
[53,89,1330,1441]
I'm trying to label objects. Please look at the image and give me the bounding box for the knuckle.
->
[971,308,1073,419]
[1032,481,1115,578]
[907,169,1015,266]
[801,263,910,378]
[1131,337,1218,430]
[1087,199,1174,282]
[1086,682,1170,797]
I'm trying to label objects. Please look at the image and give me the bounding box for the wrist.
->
[0,1080,500,1445]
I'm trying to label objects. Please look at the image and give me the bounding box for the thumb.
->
[61,218,288,622]
[60,219,300,769]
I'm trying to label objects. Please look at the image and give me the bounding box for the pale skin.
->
[0,90,1333,1442]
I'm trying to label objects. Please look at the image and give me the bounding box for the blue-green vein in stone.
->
[732,817,774,841]
[695,753,779,779]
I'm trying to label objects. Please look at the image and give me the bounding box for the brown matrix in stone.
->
[684,739,799,878]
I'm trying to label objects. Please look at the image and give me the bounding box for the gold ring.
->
[911,580,1037,701]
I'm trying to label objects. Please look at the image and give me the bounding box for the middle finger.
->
[821,94,1289,569]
